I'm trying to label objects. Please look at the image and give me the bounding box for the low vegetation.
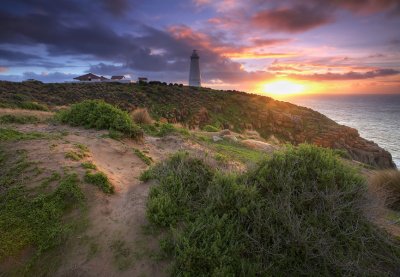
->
[202,125,219,132]
[132,148,153,165]
[0,147,85,273]
[0,101,49,111]
[56,100,143,139]
[84,171,114,194]
[141,122,189,138]
[144,145,400,276]
[81,161,97,170]
[370,170,400,210]
[0,127,46,141]
[130,108,152,125]
[0,114,40,124]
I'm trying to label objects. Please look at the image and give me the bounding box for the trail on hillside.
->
[1,116,208,276]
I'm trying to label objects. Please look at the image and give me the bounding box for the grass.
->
[65,144,89,161]
[0,114,40,124]
[202,125,219,132]
[144,145,400,276]
[0,127,46,141]
[370,170,400,210]
[81,161,97,170]
[0,101,49,111]
[197,136,265,164]
[133,148,153,165]
[56,100,143,139]
[110,240,134,271]
[0,147,85,272]
[84,171,114,194]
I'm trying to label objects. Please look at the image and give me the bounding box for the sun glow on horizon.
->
[262,79,306,97]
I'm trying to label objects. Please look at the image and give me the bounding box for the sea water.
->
[289,94,400,168]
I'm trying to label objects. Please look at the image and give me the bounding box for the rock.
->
[219,129,231,136]
[223,134,238,142]
[241,139,276,153]
[213,135,223,142]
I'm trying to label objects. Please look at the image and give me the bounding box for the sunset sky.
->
[0,0,399,98]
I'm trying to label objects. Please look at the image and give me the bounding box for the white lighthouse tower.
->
[189,50,201,87]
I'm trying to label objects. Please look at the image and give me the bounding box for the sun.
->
[263,79,305,96]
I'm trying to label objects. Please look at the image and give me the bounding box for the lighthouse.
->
[189,50,201,87]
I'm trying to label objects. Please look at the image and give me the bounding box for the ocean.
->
[289,94,400,168]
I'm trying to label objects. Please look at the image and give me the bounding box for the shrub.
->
[203,125,219,132]
[0,114,40,124]
[56,100,143,139]
[158,123,176,137]
[369,170,400,210]
[130,108,153,125]
[18,101,49,111]
[84,171,114,194]
[146,144,400,276]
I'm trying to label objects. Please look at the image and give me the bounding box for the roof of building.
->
[100,76,108,80]
[73,73,101,80]
[111,75,125,80]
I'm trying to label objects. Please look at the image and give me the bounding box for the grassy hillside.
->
[0,81,395,168]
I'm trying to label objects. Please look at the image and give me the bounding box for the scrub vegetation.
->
[56,100,143,139]
[0,147,85,274]
[144,145,400,276]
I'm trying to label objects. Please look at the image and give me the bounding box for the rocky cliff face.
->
[0,81,395,168]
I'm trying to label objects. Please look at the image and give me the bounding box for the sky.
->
[0,0,399,98]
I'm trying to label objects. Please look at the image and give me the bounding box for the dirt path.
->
[4,122,204,277]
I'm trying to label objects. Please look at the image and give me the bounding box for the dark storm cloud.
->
[0,49,40,61]
[252,5,333,33]
[0,4,239,80]
[291,69,400,81]
[102,0,131,16]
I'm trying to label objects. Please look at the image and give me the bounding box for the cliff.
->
[0,81,395,168]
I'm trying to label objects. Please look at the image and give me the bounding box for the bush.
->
[130,108,153,125]
[56,100,143,139]
[158,123,176,137]
[369,170,400,210]
[18,101,49,111]
[202,125,219,132]
[84,171,114,194]
[146,144,400,276]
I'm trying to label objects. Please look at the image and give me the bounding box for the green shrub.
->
[158,123,176,137]
[0,114,40,124]
[84,171,114,194]
[19,101,49,111]
[146,144,400,276]
[56,100,143,139]
[203,125,219,132]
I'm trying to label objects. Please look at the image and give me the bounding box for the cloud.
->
[0,67,8,73]
[0,71,79,82]
[0,49,40,61]
[102,0,131,16]
[291,69,400,81]
[252,5,333,33]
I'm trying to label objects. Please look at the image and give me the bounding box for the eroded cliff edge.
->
[0,81,395,168]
